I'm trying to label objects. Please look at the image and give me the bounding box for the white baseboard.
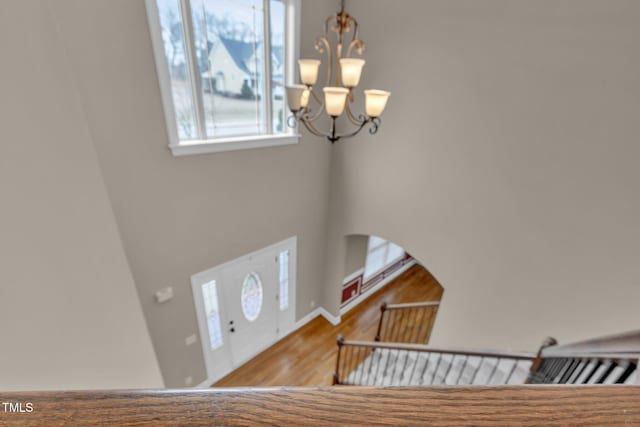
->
[294,306,341,329]
[339,260,417,316]
[318,307,342,326]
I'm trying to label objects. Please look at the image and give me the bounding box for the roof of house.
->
[209,36,284,78]
[218,36,258,77]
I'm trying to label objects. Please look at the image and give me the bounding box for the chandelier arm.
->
[304,90,326,122]
[332,119,370,142]
[299,115,329,139]
[315,36,333,87]
[345,101,367,126]
[368,117,382,135]
[346,38,366,58]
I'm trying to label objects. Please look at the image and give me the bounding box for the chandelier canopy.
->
[286,0,390,143]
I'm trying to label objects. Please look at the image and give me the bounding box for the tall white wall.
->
[323,0,640,351]
[50,0,336,387]
[0,0,163,391]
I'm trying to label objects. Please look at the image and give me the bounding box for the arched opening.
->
[340,234,444,315]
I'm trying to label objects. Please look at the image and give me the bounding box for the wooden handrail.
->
[543,330,640,355]
[1,387,639,425]
[342,339,536,360]
[375,300,440,343]
[539,351,640,363]
[384,301,440,310]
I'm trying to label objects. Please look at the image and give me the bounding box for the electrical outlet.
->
[310,300,316,308]
[185,334,197,346]
[185,376,193,386]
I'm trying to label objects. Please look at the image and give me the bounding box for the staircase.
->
[334,301,640,387]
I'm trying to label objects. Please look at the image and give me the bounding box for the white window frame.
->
[145,0,301,156]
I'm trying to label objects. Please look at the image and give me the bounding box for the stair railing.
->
[334,336,535,386]
[527,332,640,385]
[375,301,440,344]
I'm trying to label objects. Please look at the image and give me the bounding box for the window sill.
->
[169,134,300,157]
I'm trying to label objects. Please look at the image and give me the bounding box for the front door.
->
[224,252,278,367]
[192,237,297,384]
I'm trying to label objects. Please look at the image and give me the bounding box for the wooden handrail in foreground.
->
[1,387,639,426]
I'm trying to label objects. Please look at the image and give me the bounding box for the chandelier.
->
[285,0,390,143]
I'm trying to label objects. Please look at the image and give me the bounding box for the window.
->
[241,272,263,322]
[278,250,289,310]
[201,280,224,349]
[363,236,405,281]
[147,0,299,155]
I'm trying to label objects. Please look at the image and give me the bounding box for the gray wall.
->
[323,0,640,351]
[344,235,368,278]
[0,0,163,391]
[50,0,336,387]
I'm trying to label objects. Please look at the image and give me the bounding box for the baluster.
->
[365,346,377,385]
[390,310,403,342]
[344,344,354,384]
[455,356,468,385]
[373,347,386,386]
[418,352,431,385]
[442,354,455,385]
[596,361,617,384]
[504,359,518,385]
[616,362,637,384]
[387,349,400,385]
[487,358,502,385]
[399,350,412,384]
[558,359,579,384]
[408,351,421,385]
[430,353,443,385]
[412,308,422,343]
[567,359,587,384]
[541,358,560,383]
[470,356,484,385]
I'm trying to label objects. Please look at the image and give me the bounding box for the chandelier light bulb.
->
[339,58,366,88]
[364,90,391,118]
[286,85,308,112]
[298,59,321,86]
[323,87,350,117]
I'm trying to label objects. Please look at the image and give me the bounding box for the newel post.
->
[375,302,388,342]
[333,335,345,385]
[526,336,558,383]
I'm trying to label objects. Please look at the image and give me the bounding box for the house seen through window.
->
[149,0,296,151]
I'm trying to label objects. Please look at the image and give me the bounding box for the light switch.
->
[155,286,174,304]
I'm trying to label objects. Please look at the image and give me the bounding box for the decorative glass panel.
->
[201,280,224,349]
[241,272,263,322]
[156,0,198,140]
[278,250,289,310]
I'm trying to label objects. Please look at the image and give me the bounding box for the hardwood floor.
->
[214,264,444,387]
